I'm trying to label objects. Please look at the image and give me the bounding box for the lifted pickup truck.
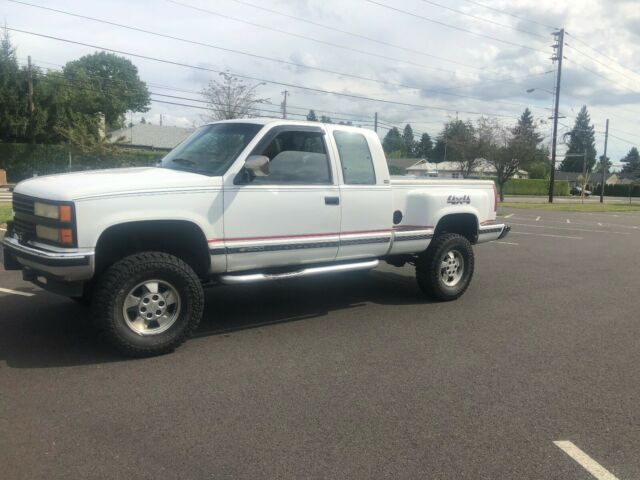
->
[3,119,509,356]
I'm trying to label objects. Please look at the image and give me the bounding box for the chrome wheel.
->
[440,250,464,287]
[122,280,181,336]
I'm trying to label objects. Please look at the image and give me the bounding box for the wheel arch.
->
[433,213,479,243]
[94,220,211,277]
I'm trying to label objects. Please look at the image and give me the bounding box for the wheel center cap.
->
[138,293,167,320]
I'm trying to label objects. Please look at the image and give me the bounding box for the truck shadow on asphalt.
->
[0,269,432,368]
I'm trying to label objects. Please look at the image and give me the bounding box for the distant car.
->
[570,185,591,196]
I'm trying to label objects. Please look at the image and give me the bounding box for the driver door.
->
[222,125,341,272]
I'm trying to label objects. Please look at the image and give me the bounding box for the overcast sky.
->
[3,0,639,162]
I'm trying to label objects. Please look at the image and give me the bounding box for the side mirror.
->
[244,155,270,177]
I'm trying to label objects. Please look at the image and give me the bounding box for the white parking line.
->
[504,213,514,218]
[510,231,583,240]
[0,227,6,231]
[495,241,519,245]
[554,441,618,480]
[508,222,632,235]
[566,219,571,223]
[0,287,35,297]
[504,213,640,229]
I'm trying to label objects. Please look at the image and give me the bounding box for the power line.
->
[458,0,558,30]
[6,27,521,119]
[365,0,549,53]
[565,32,640,80]
[23,57,402,127]
[7,0,549,111]
[564,57,640,94]
[416,0,546,39]
[165,0,487,77]
[565,43,640,89]
[222,0,490,71]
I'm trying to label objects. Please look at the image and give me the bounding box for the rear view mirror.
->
[244,155,270,177]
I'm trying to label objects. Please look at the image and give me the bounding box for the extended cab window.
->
[333,131,376,185]
[161,123,262,176]
[253,130,331,185]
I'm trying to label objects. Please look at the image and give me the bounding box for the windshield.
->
[160,122,263,176]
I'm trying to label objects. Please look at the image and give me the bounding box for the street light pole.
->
[600,119,609,204]
[549,28,564,203]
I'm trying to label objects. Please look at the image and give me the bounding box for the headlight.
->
[35,225,74,245]
[34,202,72,222]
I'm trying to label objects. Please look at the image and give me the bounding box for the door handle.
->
[325,196,340,205]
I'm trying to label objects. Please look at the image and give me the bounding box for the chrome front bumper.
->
[2,234,95,282]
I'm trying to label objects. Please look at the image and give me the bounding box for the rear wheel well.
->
[94,221,210,278]
[434,214,478,243]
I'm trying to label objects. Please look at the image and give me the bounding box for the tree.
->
[620,147,640,176]
[415,132,433,159]
[481,109,543,200]
[202,71,268,121]
[63,51,150,129]
[432,119,477,176]
[401,124,415,156]
[560,105,597,172]
[319,115,333,123]
[382,127,403,154]
[306,109,317,121]
[0,26,29,142]
[594,154,612,174]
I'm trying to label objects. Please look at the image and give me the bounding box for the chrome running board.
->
[219,259,379,285]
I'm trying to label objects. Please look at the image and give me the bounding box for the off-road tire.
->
[91,252,204,357]
[416,233,474,301]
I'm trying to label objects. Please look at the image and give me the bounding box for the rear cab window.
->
[333,131,376,185]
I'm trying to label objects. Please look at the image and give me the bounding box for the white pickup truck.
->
[3,119,509,356]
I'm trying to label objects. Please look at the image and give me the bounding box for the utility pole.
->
[581,148,587,204]
[374,112,378,133]
[600,118,609,204]
[548,28,564,203]
[27,56,34,115]
[281,90,289,119]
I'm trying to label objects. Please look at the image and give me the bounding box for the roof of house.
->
[386,157,423,169]
[406,159,528,176]
[107,124,196,150]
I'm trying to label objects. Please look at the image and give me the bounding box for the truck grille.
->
[12,193,36,241]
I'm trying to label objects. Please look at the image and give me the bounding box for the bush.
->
[501,178,569,196]
[593,183,640,198]
[0,143,165,182]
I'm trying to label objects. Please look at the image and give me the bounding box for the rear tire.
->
[91,252,204,357]
[416,233,474,301]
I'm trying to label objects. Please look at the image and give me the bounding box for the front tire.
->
[416,233,474,301]
[92,252,204,357]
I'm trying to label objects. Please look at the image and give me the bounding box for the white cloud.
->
[3,0,639,159]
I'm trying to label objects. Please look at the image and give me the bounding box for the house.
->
[386,157,424,175]
[406,159,529,179]
[605,173,638,185]
[554,171,618,190]
[107,123,195,151]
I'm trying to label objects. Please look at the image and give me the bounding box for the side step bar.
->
[219,259,379,285]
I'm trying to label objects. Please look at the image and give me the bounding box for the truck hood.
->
[14,167,220,201]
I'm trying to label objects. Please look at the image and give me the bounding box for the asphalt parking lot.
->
[1,207,639,479]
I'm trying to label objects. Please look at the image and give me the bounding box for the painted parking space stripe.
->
[554,441,619,480]
[510,231,583,240]
[503,213,640,229]
[0,287,35,297]
[495,241,519,245]
[507,222,632,235]
[504,213,514,218]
